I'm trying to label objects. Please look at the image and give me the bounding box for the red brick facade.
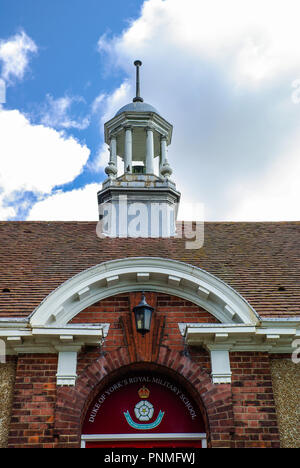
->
[7,293,281,448]
[8,355,58,448]
[231,353,280,448]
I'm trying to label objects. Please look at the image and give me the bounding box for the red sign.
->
[82,372,205,435]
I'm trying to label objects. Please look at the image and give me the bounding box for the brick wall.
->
[231,352,280,448]
[8,355,57,448]
[74,293,214,381]
[6,293,284,448]
[73,292,216,364]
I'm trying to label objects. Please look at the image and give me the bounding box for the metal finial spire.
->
[133,60,144,103]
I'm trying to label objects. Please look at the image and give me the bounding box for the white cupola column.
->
[124,126,133,173]
[105,134,118,179]
[160,134,172,179]
[160,135,167,176]
[146,127,154,174]
[110,135,117,166]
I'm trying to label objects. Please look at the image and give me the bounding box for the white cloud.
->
[0,78,6,103]
[91,93,106,115]
[27,184,100,221]
[39,94,90,130]
[225,130,300,221]
[0,30,37,84]
[95,0,300,221]
[0,108,90,219]
[0,29,93,220]
[90,84,132,173]
[0,194,16,219]
[98,82,131,124]
[100,0,300,86]
[90,143,108,172]
[91,83,131,169]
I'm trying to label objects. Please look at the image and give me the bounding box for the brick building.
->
[0,62,299,449]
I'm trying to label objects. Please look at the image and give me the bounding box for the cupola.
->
[97,61,180,238]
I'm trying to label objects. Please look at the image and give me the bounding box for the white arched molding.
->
[29,257,259,327]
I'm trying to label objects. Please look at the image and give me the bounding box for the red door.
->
[83,372,206,449]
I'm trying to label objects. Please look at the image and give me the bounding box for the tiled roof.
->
[0,221,299,318]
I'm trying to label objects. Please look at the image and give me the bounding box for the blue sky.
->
[0,0,145,219]
[0,0,300,221]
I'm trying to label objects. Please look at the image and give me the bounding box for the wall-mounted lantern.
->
[133,293,154,336]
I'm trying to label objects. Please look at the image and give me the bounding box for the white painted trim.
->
[81,433,207,440]
[77,287,90,301]
[183,323,300,353]
[81,433,207,448]
[178,323,256,337]
[209,349,232,384]
[56,351,78,386]
[29,257,259,327]
[0,323,109,355]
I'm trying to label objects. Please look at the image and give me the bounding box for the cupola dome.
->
[115,101,159,116]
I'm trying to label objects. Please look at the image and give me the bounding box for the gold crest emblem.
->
[138,386,150,399]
